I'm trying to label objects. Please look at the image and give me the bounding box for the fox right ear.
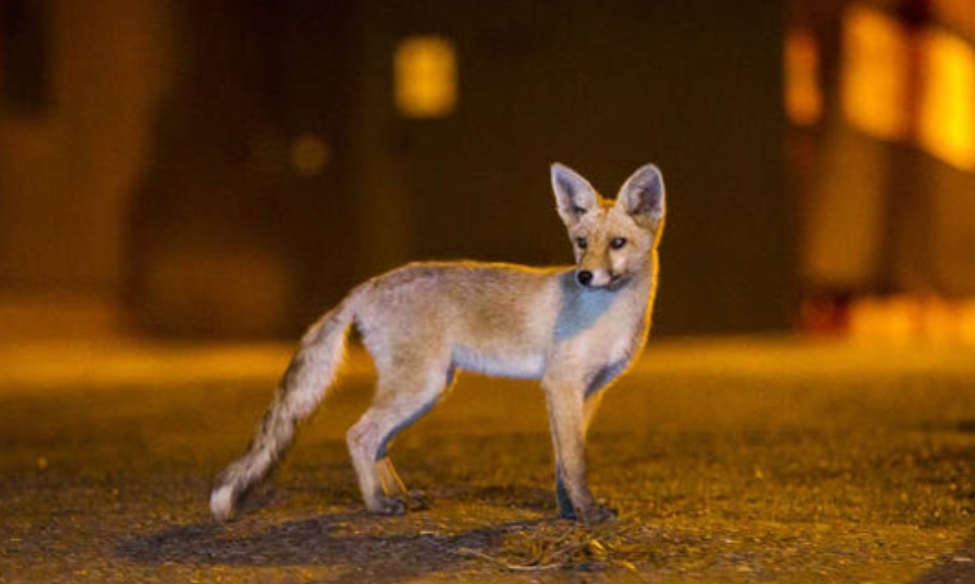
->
[551,163,597,226]
[617,163,665,229]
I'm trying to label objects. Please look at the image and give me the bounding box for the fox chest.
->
[552,289,648,359]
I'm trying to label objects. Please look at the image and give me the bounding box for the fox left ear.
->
[551,163,598,227]
[617,163,665,228]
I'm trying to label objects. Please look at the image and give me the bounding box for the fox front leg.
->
[555,386,614,521]
[543,378,616,525]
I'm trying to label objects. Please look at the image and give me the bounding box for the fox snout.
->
[576,270,594,287]
[575,244,628,289]
[575,267,623,289]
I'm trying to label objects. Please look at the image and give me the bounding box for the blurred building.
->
[0,1,789,339]
[787,0,975,342]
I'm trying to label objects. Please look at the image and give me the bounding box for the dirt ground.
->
[2,337,975,583]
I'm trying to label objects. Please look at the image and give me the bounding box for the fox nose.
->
[576,270,593,287]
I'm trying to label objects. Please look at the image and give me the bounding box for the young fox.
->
[210,162,666,525]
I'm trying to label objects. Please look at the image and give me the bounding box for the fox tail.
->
[209,289,361,521]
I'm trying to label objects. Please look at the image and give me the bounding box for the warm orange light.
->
[784,27,823,126]
[841,5,911,141]
[917,27,975,171]
[849,296,915,346]
[394,36,458,119]
[849,296,975,346]
[961,303,975,345]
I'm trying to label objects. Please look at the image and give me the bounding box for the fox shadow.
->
[118,513,538,583]
[117,486,557,583]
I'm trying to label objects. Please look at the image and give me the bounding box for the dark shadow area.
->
[228,479,560,522]
[117,513,545,583]
[912,441,975,584]
[914,545,975,584]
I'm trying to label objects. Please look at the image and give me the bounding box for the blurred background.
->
[0,0,972,343]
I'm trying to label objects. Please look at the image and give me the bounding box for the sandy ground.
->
[2,336,975,583]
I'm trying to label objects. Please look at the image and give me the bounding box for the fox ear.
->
[617,163,665,228]
[551,163,598,226]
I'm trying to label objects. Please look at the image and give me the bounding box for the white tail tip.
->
[209,484,237,522]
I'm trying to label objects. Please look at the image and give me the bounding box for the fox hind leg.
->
[347,361,453,514]
[376,457,429,511]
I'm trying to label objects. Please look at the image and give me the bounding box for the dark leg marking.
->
[444,365,456,388]
[585,359,629,401]
[555,464,576,519]
[374,395,441,462]
[280,354,306,387]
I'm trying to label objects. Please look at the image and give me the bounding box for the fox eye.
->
[575,237,588,249]
[610,237,627,250]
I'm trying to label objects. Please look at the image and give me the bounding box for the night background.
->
[3,0,791,339]
[1,0,974,340]
[2,1,975,582]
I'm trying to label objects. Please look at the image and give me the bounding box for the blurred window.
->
[917,26,975,171]
[841,4,911,141]
[834,2,975,171]
[394,35,457,119]
[784,26,823,127]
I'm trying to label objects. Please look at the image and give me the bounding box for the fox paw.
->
[369,491,430,516]
[210,483,238,522]
[579,502,617,526]
[370,495,408,516]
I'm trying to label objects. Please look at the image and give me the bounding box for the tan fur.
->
[210,163,666,525]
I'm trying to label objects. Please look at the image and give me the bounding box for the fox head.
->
[551,162,666,290]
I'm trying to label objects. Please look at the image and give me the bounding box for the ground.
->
[2,337,975,583]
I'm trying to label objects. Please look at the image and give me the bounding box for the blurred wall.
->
[0,0,171,338]
[350,1,789,336]
[127,1,360,337]
[0,0,170,294]
[1,0,790,339]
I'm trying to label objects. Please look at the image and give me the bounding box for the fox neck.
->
[615,251,659,319]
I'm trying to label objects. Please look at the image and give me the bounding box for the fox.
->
[210,162,666,525]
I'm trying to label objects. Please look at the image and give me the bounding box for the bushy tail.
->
[209,291,359,521]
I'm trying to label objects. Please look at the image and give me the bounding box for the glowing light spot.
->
[784,27,823,126]
[917,28,975,171]
[290,133,330,176]
[850,296,914,346]
[841,5,910,141]
[394,36,457,119]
